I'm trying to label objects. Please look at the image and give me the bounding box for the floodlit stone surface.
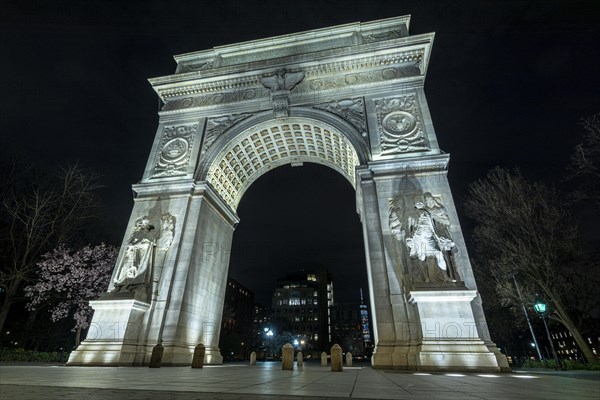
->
[70,15,506,371]
[409,290,501,371]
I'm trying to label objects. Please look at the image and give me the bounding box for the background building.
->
[219,277,255,360]
[552,330,599,363]
[271,269,333,353]
[253,304,269,331]
[331,289,373,358]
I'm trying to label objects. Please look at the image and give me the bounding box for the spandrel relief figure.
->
[157,214,175,251]
[389,193,459,283]
[113,218,157,292]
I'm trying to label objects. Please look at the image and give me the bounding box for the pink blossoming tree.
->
[25,243,118,346]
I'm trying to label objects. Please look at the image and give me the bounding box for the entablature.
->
[149,16,434,113]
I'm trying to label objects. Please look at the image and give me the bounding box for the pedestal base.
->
[67,295,150,366]
[67,294,225,366]
[408,289,504,372]
[371,343,419,370]
[145,344,223,366]
[416,340,500,372]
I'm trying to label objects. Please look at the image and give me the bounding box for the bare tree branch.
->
[0,162,101,332]
[567,113,600,206]
[465,167,598,363]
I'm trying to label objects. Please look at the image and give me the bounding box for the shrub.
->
[0,348,69,363]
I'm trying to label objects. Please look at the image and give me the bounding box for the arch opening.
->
[223,162,369,357]
[205,117,361,210]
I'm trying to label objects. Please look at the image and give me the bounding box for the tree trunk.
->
[0,279,20,333]
[75,326,81,348]
[0,299,12,335]
[25,306,44,332]
[551,295,597,363]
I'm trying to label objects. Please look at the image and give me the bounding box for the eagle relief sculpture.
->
[260,69,305,117]
[260,69,305,91]
[389,193,459,283]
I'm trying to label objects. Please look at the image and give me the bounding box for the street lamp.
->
[533,297,547,315]
[512,274,543,361]
[533,295,561,370]
[263,327,273,361]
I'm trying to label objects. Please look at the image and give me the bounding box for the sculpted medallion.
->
[153,124,197,177]
[375,95,429,155]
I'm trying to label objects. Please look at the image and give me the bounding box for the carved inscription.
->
[302,62,421,96]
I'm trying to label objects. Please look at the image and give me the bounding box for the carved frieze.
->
[313,98,367,137]
[162,88,268,112]
[153,124,197,177]
[201,113,253,158]
[301,62,421,95]
[158,52,423,113]
[375,95,429,155]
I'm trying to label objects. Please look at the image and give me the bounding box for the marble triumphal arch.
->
[69,16,509,372]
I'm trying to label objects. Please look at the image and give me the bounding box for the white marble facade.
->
[68,16,509,372]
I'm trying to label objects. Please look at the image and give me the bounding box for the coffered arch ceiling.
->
[205,116,361,210]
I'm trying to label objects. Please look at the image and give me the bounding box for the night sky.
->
[2,1,599,306]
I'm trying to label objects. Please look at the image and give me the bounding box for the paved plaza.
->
[1,362,598,400]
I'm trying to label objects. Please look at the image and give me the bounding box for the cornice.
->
[172,16,412,68]
[132,179,196,198]
[358,153,450,181]
[153,42,429,100]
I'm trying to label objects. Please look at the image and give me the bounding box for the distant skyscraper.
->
[360,288,372,348]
